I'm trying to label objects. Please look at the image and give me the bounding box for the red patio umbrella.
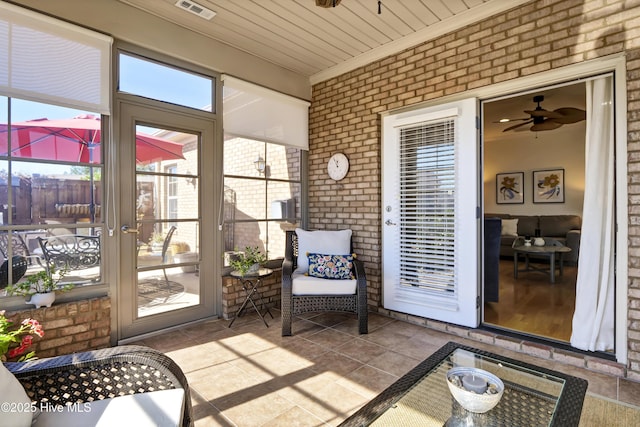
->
[0,114,185,165]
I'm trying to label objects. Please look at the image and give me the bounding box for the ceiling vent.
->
[174,0,216,20]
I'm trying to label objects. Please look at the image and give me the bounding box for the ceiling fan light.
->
[499,118,510,123]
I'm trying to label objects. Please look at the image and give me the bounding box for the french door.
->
[117,101,217,340]
[382,98,480,327]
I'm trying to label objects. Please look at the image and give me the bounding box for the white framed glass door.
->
[382,98,479,327]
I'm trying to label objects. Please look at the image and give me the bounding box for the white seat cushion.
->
[32,388,184,427]
[292,272,357,295]
[0,362,32,427]
[295,228,352,274]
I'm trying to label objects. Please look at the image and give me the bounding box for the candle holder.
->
[446,367,504,413]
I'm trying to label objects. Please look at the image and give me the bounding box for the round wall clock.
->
[328,152,349,181]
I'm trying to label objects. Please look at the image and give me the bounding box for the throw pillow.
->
[0,362,33,426]
[307,253,355,280]
[501,219,519,236]
[295,228,352,273]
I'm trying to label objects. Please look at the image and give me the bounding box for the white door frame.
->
[381,98,480,327]
[387,54,627,363]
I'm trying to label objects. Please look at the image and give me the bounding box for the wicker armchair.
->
[281,229,368,336]
[5,345,193,426]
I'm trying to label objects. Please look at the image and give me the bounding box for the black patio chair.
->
[281,229,368,336]
[0,255,28,290]
[5,345,193,426]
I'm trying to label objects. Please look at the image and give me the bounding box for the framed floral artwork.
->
[533,169,564,203]
[496,172,524,204]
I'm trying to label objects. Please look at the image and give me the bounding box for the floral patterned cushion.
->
[307,253,355,280]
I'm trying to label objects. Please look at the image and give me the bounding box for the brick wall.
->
[4,297,110,358]
[309,0,640,376]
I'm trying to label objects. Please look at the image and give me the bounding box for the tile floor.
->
[133,309,640,426]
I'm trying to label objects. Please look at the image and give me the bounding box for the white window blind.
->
[0,2,112,114]
[399,119,456,295]
[222,75,310,150]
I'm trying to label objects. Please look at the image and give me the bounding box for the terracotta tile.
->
[137,330,196,352]
[330,317,364,336]
[261,405,326,427]
[180,319,228,339]
[186,362,267,404]
[304,328,353,350]
[217,384,295,427]
[281,337,332,360]
[274,368,344,403]
[338,364,398,400]
[230,345,316,378]
[310,349,365,377]
[191,390,232,427]
[290,318,326,336]
[165,340,243,372]
[361,325,414,348]
[334,337,388,363]
[281,379,370,425]
[306,312,353,328]
[366,350,420,378]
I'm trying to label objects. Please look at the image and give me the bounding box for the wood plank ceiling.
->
[117,0,529,83]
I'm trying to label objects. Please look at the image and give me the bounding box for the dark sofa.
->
[485,213,582,265]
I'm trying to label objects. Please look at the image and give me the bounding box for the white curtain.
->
[570,76,615,352]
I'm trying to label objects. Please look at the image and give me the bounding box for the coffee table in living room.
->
[512,237,572,283]
[339,341,587,427]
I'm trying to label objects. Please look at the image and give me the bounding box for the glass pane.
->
[119,53,213,112]
[3,161,102,225]
[30,229,102,285]
[267,143,301,181]
[268,181,300,221]
[225,177,266,220]
[224,136,266,177]
[268,221,296,260]
[1,99,102,164]
[0,98,104,298]
[134,126,200,318]
[228,221,267,255]
[0,96,6,125]
[135,126,198,172]
[135,127,199,229]
[136,221,200,318]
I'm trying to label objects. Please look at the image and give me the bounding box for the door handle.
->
[121,225,139,234]
[385,219,396,226]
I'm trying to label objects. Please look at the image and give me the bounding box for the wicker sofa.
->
[486,213,582,265]
[4,345,193,426]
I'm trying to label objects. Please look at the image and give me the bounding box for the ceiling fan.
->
[500,95,586,132]
[315,0,342,6]
[315,0,383,14]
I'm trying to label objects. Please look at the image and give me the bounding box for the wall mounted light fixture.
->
[254,156,266,174]
[185,171,197,188]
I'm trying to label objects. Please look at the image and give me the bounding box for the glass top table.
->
[340,341,588,427]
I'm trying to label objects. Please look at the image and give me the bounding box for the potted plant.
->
[0,310,45,362]
[5,265,73,308]
[148,232,166,252]
[229,246,266,276]
[172,242,198,273]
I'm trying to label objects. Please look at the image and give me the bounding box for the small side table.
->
[228,268,274,328]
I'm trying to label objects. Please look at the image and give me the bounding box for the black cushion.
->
[484,218,501,303]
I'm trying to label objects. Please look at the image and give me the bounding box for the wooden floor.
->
[483,258,577,342]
